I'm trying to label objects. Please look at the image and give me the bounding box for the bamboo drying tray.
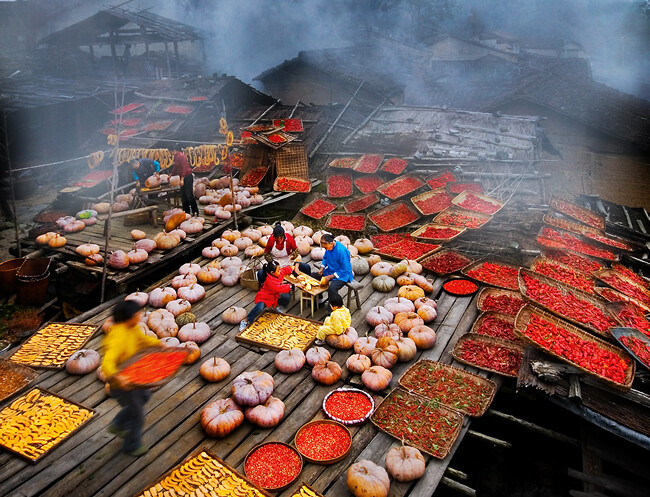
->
[594,287,650,313]
[530,257,596,294]
[353,176,384,195]
[462,259,521,290]
[543,213,598,237]
[433,206,492,229]
[373,239,440,262]
[476,287,525,316]
[419,249,474,276]
[514,305,635,391]
[410,188,456,216]
[0,359,38,404]
[451,190,505,215]
[471,311,519,342]
[594,269,650,302]
[327,173,353,198]
[410,223,466,242]
[325,213,367,232]
[9,323,99,369]
[371,388,464,459]
[275,144,310,192]
[612,262,650,289]
[451,333,525,378]
[293,419,352,465]
[398,359,497,417]
[610,327,650,371]
[518,269,616,340]
[299,197,337,220]
[352,154,384,174]
[135,449,271,497]
[549,195,606,231]
[375,173,425,200]
[0,387,95,463]
[236,310,320,352]
[537,226,619,261]
[368,201,421,232]
[253,130,297,149]
[342,193,379,213]
[328,157,358,169]
[542,248,606,274]
[380,157,409,175]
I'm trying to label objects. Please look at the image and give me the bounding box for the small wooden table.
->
[284,273,328,317]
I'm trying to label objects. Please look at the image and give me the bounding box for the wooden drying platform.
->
[20,187,309,288]
[0,249,501,497]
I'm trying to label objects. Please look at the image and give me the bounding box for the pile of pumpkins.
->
[93,192,135,215]
[272,346,343,386]
[206,227,266,260]
[193,176,264,219]
[35,209,104,249]
[200,369,285,437]
[368,257,433,296]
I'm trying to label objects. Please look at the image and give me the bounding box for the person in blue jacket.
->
[318,233,353,303]
[130,158,160,186]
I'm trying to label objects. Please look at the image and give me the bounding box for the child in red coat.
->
[240,261,293,331]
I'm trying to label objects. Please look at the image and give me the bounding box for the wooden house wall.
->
[497,100,650,209]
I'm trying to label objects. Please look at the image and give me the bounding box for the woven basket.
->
[461,258,521,291]
[452,333,525,378]
[594,287,650,313]
[549,195,605,231]
[476,287,525,315]
[451,190,504,216]
[410,222,465,242]
[419,249,474,276]
[433,206,492,230]
[594,269,650,300]
[411,188,456,216]
[530,257,596,294]
[513,304,635,391]
[368,201,420,232]
[375,173,425,200]
[241,256,263,291]
[275,144,309,180]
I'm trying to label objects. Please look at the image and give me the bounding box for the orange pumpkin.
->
[179,341,201,364]
[326,327,358,349]
[353,238,374,254]
[369,337,399,369]
[199,357,230,382]
[232,371,274,406]
[394,312,424,333]
[346,354,372,374]
[413,274,434,293]
[417,305,437,323]
[395,336,418,362]
[371,262,393,277]
[408,325,436,349]
[201,398,244,438]
[385,445,426,482]
[165,211,187,232]
[361,366,393,392]
[312,360,342,385]
[347,460,390,497]
[398,285,425,301]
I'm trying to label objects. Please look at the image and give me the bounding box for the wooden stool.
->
[345,280,363,310]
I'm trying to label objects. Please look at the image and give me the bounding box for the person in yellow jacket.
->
[101,300,160,456]
[316,293,352,342]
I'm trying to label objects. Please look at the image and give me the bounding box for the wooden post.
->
[173,41,179,77]
[165,43,171,78]
[3,111,21,257]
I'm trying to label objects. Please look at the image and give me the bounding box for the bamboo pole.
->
[3,111,21,257]
[288,100,301,118]
[250,100,280,127]
[100,90,126,303]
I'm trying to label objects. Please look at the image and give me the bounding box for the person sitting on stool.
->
[169,143,198,216]
[130,158,160,187]
[318,233,353,303]
[258,223,312,286]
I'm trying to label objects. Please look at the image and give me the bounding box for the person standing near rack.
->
[169,143,198,216]
[130,158,160,187]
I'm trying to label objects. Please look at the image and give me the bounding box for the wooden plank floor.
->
[0,247,501,497]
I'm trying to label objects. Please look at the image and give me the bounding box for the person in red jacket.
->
[260,223,312,286]
[240,261,293,331]
[169,143,198,216]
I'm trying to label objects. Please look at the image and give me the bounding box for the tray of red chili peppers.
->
[462,260,521,291]
[514,305,635,390]
[452,334,524,377]
[327,174,353,198]
[434,206,492,229]
[411,223,466,242]
[369,202,420,232]
[370,233,410,250]
[612,262,650,290]
[518,269,617,339]
[611,327,650,370]
[116,347,189,389]
[471,311,519,342]
[398,360,497,417]
[328,157,358,169]
[426,170,457,190]
[376,174,425,200]
[537,227,618,261]
[452,191,504,216]
[594,269,650,307]
[374,238,440,262]
[549,195,605,231]
[353,176,384,195]
[240,167,268,187]
[542,249,605,275]
[371,388,464,459]
[596,287,650,314]
[274,176,312,193]
[323,387,375,425]
[582,231,634,252]
[442,278,479,296]
[343,193,380,213]
[325,213,367,232]
[300,198,337,220]
[476,288,525,317]
[530,257,596,294]
[420,249,474,276]
[244,441,303,491]
[411,189,456,216]
[606,301,650,339]
[543,213,596,237]
[380,157,409,175]
[294,419,352,465]
[353,154,384,174]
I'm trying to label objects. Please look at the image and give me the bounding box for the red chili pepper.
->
[378,177,424,200]
[378,239,440,260]
[370,233,410,249]
[533,260,594,293]
[437,211,489,229]
[381,158,408,174]
[327,214,365,231]
[475,315,518,341]
[612,263,649,290]
[276,177,310,192]
[418,226,460,239]
[480,294,525,316]
[552,198,603,229]
[456,339,522,376]
[421,251,472,274]
[328,174,353,197]
[600,273,650,306]
[448,182,483,194]
[615,303,650,338]
[427,170,457,189]
[543,249,603,274]
[443,279,478,295]
[538,227,616,260]
[295,423,350,461]
[620,335,650,367]
[467,262,519,290]
[301,199,336,219]
[354,155,383,173]
[370,204,418,231]
[245,444,301,489]
[240,168,267,187]
[414,192,454,215]
[354,176,383,194]
[457,193,501,215]
[324,391,373,421]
